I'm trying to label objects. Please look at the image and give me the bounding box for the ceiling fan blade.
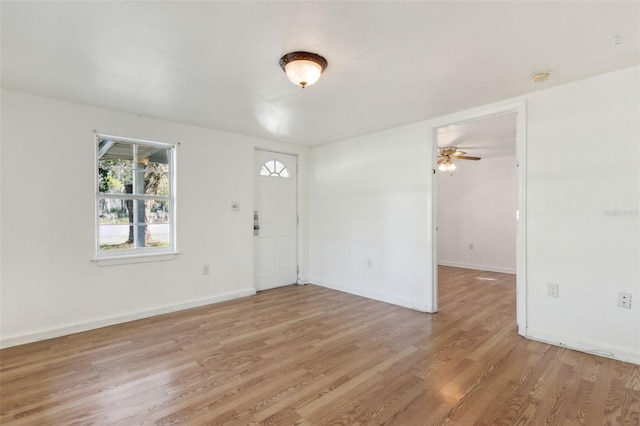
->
[455,155,481,160]
[437,157,446,164]
[451,151,467,156]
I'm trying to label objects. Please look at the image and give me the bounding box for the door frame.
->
[253,148,300,288]
[425,99,527,336]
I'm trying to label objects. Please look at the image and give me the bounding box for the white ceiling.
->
[2,1,638,147]
[437,112,517,160]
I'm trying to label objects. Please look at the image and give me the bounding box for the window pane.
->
[259,160,290,178]
[98,198,131,225]
[99,141,134,161]
[98,223,133,250]
[98,141,133,194]
[129,224,170,248]
[136,157,170,196]
[144,200,170,224]
[98,196,134,251]
[137,146,169,165]
[145,224,170,247]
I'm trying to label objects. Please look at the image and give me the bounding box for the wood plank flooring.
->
[1,266,638,425]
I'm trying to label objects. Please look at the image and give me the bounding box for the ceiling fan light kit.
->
[279,51,328,88]
[438,159,457,175]
[437,146,481,175]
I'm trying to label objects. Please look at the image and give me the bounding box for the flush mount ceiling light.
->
[530,71,551,83]
[279,51,328,88]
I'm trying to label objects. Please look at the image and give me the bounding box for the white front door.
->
[253,150,298,291]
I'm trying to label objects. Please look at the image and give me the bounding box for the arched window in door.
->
[259,159,290,178]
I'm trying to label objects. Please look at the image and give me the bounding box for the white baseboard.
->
[309,278,429,312]
[0,288,257,349]
[525,327,640,365]
[437,260,516,275]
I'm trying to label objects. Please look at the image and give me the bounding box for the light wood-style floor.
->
[1,266,638,425]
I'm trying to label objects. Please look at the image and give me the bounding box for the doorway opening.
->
[428,101,527,335]
[436,112,517,274]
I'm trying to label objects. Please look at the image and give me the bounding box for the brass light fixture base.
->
[279,51,328,73]
[279,51,328,88]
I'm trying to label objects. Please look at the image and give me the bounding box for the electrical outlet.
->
[202,264,210,275]
[548,282,559,298]
[366,258,373,268]
[618,291,632,309]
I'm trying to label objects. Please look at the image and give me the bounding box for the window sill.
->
[92,251,180,266]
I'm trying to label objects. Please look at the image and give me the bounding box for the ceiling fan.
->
[437,146,481,174]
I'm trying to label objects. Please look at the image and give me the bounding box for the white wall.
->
[525,66,639,363]
[0,89,310,347]
[309,65,639,363]
[437,155,517,274]
[309,123,435,311]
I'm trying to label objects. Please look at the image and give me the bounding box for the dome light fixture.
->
[279,51,328,88]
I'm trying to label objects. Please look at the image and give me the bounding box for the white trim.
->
[437,261,516,275]
[429,126,438,313]
[526,328,640,366]
[424,98,526,129]
[310,278,429,313]
[94,194,172,201]
[253,147,300,157]
[96,133,177,149]
[91,251,180,265]
[514,102,528,336]
[0,288,257,349]
[425,98,528,335]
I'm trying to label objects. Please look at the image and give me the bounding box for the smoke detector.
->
[530,71,551,83]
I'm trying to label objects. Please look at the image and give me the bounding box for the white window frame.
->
[94,134,177,260]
